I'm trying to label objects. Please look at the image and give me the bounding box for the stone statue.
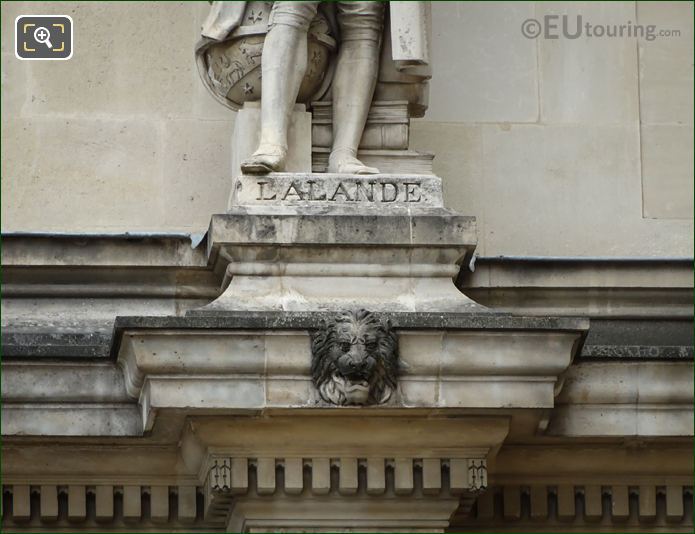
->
[197,1,431,175]
[311,309,399,406]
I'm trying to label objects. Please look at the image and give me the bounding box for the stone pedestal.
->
[199,172,483,314]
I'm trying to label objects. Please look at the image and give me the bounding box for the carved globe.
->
[197,1,337,111]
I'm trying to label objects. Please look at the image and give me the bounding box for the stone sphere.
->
[198,3,336,111]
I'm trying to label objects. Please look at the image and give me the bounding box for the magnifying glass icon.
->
[33,26,53,49]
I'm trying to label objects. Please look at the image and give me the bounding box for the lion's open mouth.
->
[343,380,369,393]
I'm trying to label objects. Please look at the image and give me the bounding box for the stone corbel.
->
[115,314,588,432]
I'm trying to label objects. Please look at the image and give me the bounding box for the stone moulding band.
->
[225,261,460,277]
[203,457,488,497]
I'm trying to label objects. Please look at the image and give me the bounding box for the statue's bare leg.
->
[241,24,309,174]
[328,13,382,174]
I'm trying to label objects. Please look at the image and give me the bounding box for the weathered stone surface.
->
[641,124,694,219]
[209,210,474,247]
[426,2,538,123]
[549,361,694,437]
[201,208,479,312]
[637,2,694,125]
[112,311,587,336]
[230,173,443,208]
[537,1,639,124]
[112,321,584,430]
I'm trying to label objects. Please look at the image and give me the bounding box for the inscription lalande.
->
[256,179,423,203]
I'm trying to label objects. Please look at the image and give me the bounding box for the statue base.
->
[193,172,484,314]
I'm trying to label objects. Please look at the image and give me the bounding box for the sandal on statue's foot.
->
[327,149,380,175]
[241,144,287,174]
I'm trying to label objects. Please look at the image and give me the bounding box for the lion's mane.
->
[311,309,398,405]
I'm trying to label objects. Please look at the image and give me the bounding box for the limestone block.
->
[439,379,553,409]
[123,486,141,520]
[422,459,442,495]
[338,458,358,495]
[283,458,303,495]
[22,2,202,117]
[266,378,315,407]
[665,485,684,521]
[311,458,330,495]
[409,121,484,239]
[641,124,694,219]
[39,485,58,521]
[177,486,197,522]
[2,404,142,437]
[584,485,603,520]
[95,486,113,522]
[161,118,235,231]
[12,485,30,521]
[611,485,629,521]
[557,486,576,520]
[530,485,548,519]
[638,485,656,520]
[0,117,39,231]
[230,102,312,181]
[1,117,161,232]
[398,378,437,406]
[231,458,249,494]
[637,2,694,125]
[265,333,312,375]
[480,123,644,256]
[256,458,276,495]
[1,52,28,112]
[150,486,170,523]
[68,485,86,521]
[1,2,25,54]
[366,458,385,495]
[537,2,639,124]
[426,2,538,122]
[636,406,694,436]
[394,458,414,495]
[448,459,468,494]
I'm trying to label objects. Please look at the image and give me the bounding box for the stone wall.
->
[1,1,693,256]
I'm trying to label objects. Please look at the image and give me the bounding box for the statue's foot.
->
[327,150,380,175]
[241,144,287,174]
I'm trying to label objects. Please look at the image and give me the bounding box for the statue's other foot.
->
[328,149,380,175]
[241,144,287,174]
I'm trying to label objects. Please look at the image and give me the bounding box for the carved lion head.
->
[311,309,398,406]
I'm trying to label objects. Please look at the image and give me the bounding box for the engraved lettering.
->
[307,180,326,201]
[403,182,422,203]
[355,181,376,202]
[281,181,305,201]
[329,181,353,202]
[256,181,277,201]
[381,182,398,202]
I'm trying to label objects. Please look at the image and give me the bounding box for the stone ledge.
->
[111,311,589,359]
[207,210,477,249]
